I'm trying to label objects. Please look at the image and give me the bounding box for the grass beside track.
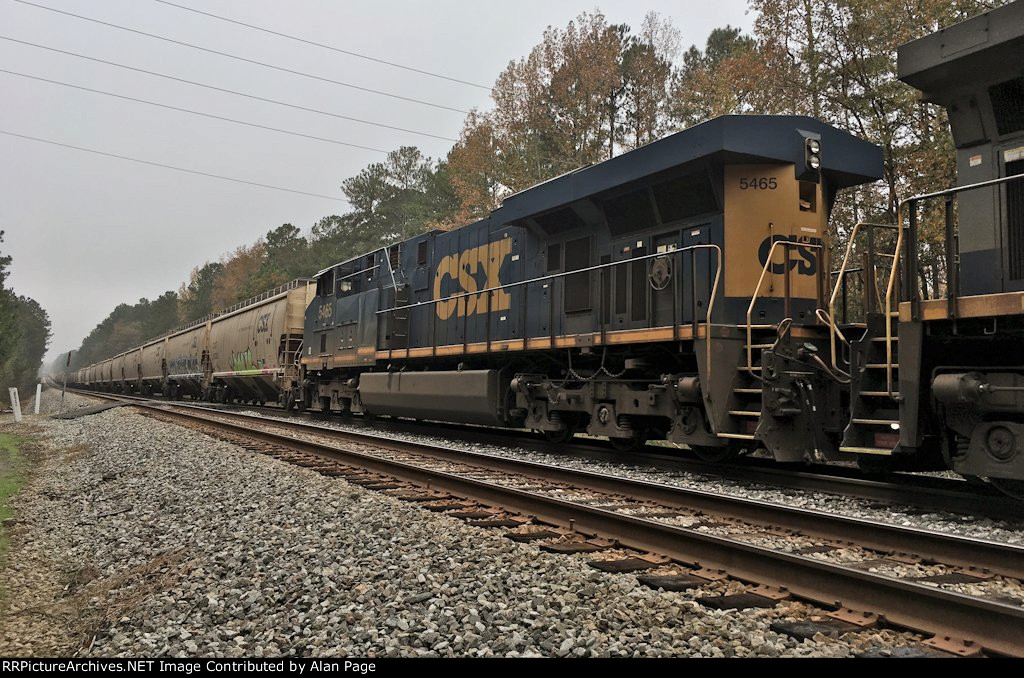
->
[0,432,28,559]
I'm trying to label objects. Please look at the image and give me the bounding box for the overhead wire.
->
[0,35,458,142]
[0,68,394,153]
[150,0,492,91]
[11,0,471,114]
[0,129,349,202]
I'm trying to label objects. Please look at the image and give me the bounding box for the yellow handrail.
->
[883,204,906,396]
[827,222,898,372]
[745,239,824,373]
[702,245,725,390]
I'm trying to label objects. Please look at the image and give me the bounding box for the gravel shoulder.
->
[0,390,927,657]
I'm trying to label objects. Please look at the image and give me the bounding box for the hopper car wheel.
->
[689,444,739,463]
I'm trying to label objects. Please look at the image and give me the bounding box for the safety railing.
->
[745,240,825,374]
[376,244,724,387]
[827,222,899,373]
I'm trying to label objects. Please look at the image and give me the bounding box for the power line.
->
[0,129,348,202]
[151,0,491,91]
[0,36,459,143]
[0,68,393,153]
[11,0,471,114]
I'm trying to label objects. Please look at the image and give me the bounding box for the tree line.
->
[0,231,51,396]
[66,0,1004,369]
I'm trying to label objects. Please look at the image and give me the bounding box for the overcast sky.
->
[0,0,753,361]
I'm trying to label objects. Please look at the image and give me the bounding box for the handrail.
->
[827,222,898,372]
[376,244,724,389]
[745,240,824,374]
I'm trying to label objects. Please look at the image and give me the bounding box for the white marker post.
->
[35,383,41,415]
[8,387,22,423]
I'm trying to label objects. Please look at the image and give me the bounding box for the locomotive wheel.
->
[688,444,739,463]
[987,477,1024,500]
[609,434,646,453]
[541,428,574,444]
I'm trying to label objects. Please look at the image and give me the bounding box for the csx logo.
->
[434,239,513,320]
[757,235,822,275]
[255,312,271,333]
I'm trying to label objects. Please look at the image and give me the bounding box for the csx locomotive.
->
[67,3,1024,488]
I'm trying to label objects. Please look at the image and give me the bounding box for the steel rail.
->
[75,390,1024,573]
[75,391,1024,655]
[68,388,1024,520]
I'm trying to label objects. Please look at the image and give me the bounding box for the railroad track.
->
[65,389,1024,656]
[309,413,1024,522]
[66,387,1024,522]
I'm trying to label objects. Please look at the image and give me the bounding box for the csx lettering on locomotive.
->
[433,239,512,320]
[757,235,823,275]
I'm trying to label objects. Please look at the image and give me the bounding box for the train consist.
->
[69,280,314,406]
[66,4,1024,488]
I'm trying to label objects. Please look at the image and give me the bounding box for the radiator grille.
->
[990,78,1024,137]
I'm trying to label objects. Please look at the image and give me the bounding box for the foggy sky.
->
[0,0,752,362]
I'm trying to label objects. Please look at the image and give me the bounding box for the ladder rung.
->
[865,363,899,369]
[840,446,893,455]
[739,366,763,372]
[859,391,900,398]
[852,418,899,426]
[747,343,774,349]
[719,432,756,440]
[734,387,761,394]
[729,410,760,417]
[870,336,898,342]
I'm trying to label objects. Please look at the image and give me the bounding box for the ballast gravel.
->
[0,391,934,656]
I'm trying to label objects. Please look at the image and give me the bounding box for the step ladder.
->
[390,284,410,350]
[719,327,777,442]
[840,310,900,455]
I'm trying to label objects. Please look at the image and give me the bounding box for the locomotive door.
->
[652,231,680,328]
[681,224,712,326]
